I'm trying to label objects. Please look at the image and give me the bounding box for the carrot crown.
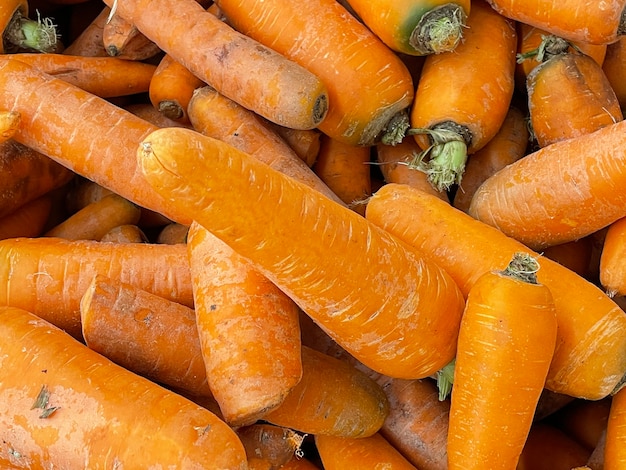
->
[501,252,540,284]
[3,9,58,53]
[411,4,468,55]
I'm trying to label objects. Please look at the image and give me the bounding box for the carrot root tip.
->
[410,3,468,55]
[158,100,185,121]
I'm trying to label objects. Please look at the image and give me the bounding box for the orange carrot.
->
[407,0,517,191]
[0,194,52,240]
[605,387,626,469]
[101,0,328,130]
[236,423,304,469]
[124,102,194,129]
[446,252,558,469]
[138,126,466,380]
[0,237,193,339]
[316,432,418,469]
[600,216,626,297]
[102,9,159,59]
[603,36,626,109]
[312,134,372,215]
[80,274,212,398]
[214,0,414,146]
[149,53,205,123]
[0,305,247,469]
[486,0,626,45]
[187,85,343,205]
[452,106,528,213]
[186,221,303,426]
[100,224,149,243]
[0,110,20,143]
[468,118,626,249]
[44,192,142,240]
[365,183,626,400]
[1,0,59,53]
[156,222,188,245]
[267,124,322,168]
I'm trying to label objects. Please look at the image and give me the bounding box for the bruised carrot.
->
[0,237,193,339]
[365,183,626,400]
[0,110,20,143]
[236,423,304,469]
[516,422,591,470]
[0,305,247,469]
[187,85,343,205]
[599,216,626,297]
[605,387,626,469]
[187,222,303,426]
[138,126,465,380]
[100,224,148,243]
[214,0,414,146]
[80,274,212,398]
[0,194,52,240]
[446,253,558,469]
[101,0,328,130]
[407,0,517,191]
[603,36,626,109]
[267,124,322,168]
[1,0,59,53]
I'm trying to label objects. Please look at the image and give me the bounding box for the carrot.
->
[186,221,303,426]
[214,0,414,146]
[279,456,320,470]
[1,0,59,53]
[10,52,157,98]
[365,183,626,400]
[467,117,626,250]
[79,274,212,398]
[267,124,322,168]
[603,36,626,109]
[452,106,528,213]
[605,387,626,469]
[102,9,157,58]
[124,102,194,129]
[149,53,205,123]
[406,0,517,191]
[262,345,389,438]
[138,126,465,380]
[523,35,623,148]
[187,85,343,205]
[156,222,188,244]
[599,216,626,297]
[340,0,470,56]
[316,432,418,469]
[486,0,626,45]
[100,224,149,243]
[236,423,304,469]
[516,422,591,470]
[44,192,142,240]
[0,194,52,240]
[0,305,247,469]
[0,138,74,219]
[0,110,20,143]
[312,134,372,215]
[101,0,328,131]
[0,237,193,339]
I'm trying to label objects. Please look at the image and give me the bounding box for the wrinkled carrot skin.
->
[0,237,193,339]
[366,183,626,400]
[236,423,302,469]
[187,222,303,426]
[215,0,414,146]
[0,194,52,240]
[516,423,591,470]
[0,139,74,219]
[468,118,626,249]
[0,57,191,225]
[100,224,148,243]
[527,51,623,148]
[102,0,329,131]
[149,54,205,123]
[138,126,465,380]
[603,36,626,109]
[11,53,157,98]
[80,274,212,398]
[45,193,142,240]
[487,0,626,45]
[263,346,389,438]
[605,387,626,469]
[187,86,343,205]
[447,257,558,469]
[452,106,528,213]
[600,216,626,297]
[0,306,248,469]
[316,432,418,469]
[0,110,20,143]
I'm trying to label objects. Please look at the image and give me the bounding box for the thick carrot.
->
[0,194,52,240]
[1,0,59,53]
[407,0,517,191]
[101,0,328,131]
[187,222,303,426]
[214,0,414,146]
[599,216,626,297]
[0,305,247,469]
[605,387,626,469]
[80,274,212,398]
[365,183,626,400]
[516,422,591,470]
[486,0,626,45]
[138,126,466,380]
[100,224,149,243]
[446,253,558,469]
[467,118,626,249]
[0,110,20,143]
[187,85,343,205]
[603,36,626,109]
[0,237,193,339]
[341,0,470,55]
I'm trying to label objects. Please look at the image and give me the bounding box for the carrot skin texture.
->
[0,306,247,469]
[138,126,466,380]
[366,183,626,400]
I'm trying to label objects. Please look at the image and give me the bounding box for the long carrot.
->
[1,0,59,53]
[101,0,328,130]
[365,183,626,400]
[0,305,247,469]
[0,237,193,339]
[467,117,626,249]
[187,221,303,427]
[446,252,558,469]
[407,0,517,191]
[0,194,52,240]
[138,126,466,380]
[214,0,414,146]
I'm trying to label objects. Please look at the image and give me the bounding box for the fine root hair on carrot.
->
[3,8,59,53]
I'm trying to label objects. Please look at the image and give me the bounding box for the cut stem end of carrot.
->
[435,358,455,401]
[501,252,540,284]
[411,3,468,55]
[4,10,58,53]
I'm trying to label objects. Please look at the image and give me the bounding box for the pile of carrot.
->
[2,0,626,468]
